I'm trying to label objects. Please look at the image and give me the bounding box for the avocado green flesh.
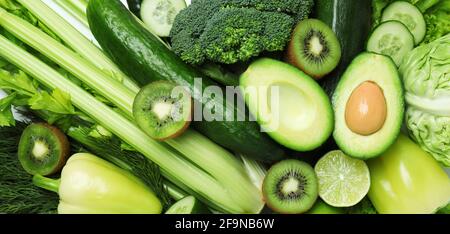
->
[240,59,334,151]
[332,53,404,159]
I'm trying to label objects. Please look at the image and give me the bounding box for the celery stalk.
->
[54,0,89,26]
[0,34,262,213]
[0,9,263,213]
[16,0,140,93]
[0,8,134,115]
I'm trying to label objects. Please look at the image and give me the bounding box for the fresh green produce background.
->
[0,0,448,214]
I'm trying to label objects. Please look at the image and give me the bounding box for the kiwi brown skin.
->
[18,123,70,176]
[286,19,341,80]
[155,98,194,142]
[286,41,324,79]
[47,124,70,174]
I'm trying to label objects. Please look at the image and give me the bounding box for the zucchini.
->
[314,0,372,96]
[165,196,211,214]
[87,0,285,162]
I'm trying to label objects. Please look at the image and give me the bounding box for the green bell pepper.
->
[368,134,450,214]
[33,153,162,214]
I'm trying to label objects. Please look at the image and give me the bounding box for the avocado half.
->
[332,53,404,159]
[240,58,334,152]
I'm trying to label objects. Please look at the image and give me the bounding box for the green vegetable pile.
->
[170,0,314,64]
[0,0,265,214]
[0,0,448,215]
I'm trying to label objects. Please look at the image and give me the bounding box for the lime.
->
[315,150,370,207]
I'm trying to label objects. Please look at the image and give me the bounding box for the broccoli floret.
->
[224,0,314,20]
[170,0,314,65]
[170,0,222,64]
[200,8,294,64]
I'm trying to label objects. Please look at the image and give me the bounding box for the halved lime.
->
[315,150,370,207]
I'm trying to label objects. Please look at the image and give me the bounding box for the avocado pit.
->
[345,81,387,136]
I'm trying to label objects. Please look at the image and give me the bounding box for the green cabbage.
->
[400,34,450,166]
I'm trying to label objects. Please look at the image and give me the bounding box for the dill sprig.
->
[0,122,59,214]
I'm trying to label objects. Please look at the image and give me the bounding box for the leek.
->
[0,9,264,214]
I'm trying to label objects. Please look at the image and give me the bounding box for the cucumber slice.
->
[381,1,426,45]
[165,196,211,214]
[140,0,186,37]
[367,21,414,66]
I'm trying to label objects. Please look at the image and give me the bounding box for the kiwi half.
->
[133,81,192,141]
[286,19,341,79]
[18,123,70,176]
[263,159,318,214]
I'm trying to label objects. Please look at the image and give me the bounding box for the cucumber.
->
[140,0,186,37]
[87,0,285,162]
[367,21,414,66]
[381,1,426,45]
[314,0,372,97]
[165,196,210,214]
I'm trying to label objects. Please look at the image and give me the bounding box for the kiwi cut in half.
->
[133,81,193,141]
[286,19,342,79]
[18,123,70,176]
[263,159,318,214]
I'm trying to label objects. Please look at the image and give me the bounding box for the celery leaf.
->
[0,70,37,96]
[29,89,76,115]
[0,92,16,126]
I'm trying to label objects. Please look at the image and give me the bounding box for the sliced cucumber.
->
[367,21,414,66]
[381,1,426,45]
[165,196,211,214]
[140,0,186,37]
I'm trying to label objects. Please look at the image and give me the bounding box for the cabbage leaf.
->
[400,34,450,166]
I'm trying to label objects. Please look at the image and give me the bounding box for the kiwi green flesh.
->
[263,160,318,214]
[287,19,341,79]
[133,81,192,141]
[18,123,70,176]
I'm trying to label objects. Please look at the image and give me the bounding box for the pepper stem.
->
[32,174,61,194]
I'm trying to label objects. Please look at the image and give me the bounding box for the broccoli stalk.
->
[170,0,314,65]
